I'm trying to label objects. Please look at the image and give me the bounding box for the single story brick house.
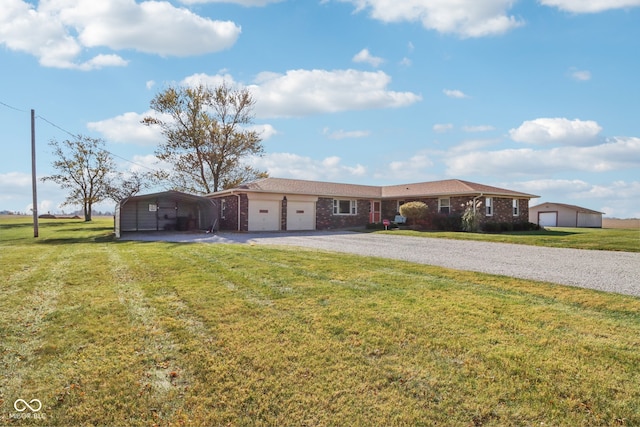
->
[206,177,539,232]
[529,202,603,228]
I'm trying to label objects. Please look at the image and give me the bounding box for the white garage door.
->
[538,212,557,227]
[577,213,601,228]
[248,200,280,231]
[287,201,315,231]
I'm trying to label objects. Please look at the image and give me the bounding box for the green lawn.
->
[1,217,639,426]
[374,226,640,252]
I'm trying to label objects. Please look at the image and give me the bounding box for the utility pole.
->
[31,109,39,238]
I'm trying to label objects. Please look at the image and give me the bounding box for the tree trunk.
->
[84,202,92,222]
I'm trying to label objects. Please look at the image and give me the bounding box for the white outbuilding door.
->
[538,212,557,227]
[577,212,602,228]
[286,198,316,231]
[248,197,281,231]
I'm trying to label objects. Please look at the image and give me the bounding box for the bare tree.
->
[105,170,156,203]
[42,136,115,221]
[142,82,267,194]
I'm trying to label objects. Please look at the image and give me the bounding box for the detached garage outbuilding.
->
[115,191,218,237]
[529,202,603,228]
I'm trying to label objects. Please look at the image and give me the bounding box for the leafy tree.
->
[399,201,428,225]
[42,136,116,222]
[142,83,267,194]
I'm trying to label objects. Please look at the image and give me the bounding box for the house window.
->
[438,198,450,214]
[486,197,493,216]
[513,199,519,216]
[333,199,357,215]
[220,199,226,219]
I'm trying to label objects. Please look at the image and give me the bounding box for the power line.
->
[36,114,160,173]
[1,99,160,174]
[0,100,28,113]
[36,115,80,139]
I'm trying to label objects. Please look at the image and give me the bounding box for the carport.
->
[115,191,218,238]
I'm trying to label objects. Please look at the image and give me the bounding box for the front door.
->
[370,200,381,223]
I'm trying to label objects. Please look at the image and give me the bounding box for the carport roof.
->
[120,190,214,205]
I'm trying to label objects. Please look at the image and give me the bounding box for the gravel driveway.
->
[121,231,640,297]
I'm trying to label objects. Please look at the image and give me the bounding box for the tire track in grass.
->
[107,248,184,389]
[110,245,249,424]
[107,245,211,423]
[0,249,69,409]
[175,247,275,307]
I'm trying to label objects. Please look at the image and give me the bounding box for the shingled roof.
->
[530,202,604,214]
[210,177,538,199]
[235,177,382,198]
[382,179,537,198]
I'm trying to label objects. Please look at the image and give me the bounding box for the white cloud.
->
[445,137,640,176]
[0,0,241,69]
[89,109,277,145]
[179,70,421,118]
[146,80,156,90]
[87,111,166,146]
[448,139,500,154]
[323,128,371,139]
[181,72,239,88]
[127,154,171,174]
[463,125,495,132]
[381,151,434,181]
[246,152,366,181]
[0,171,68,213]
[539,0,640,13]
[399,57,412,67]
[249,69,422,118]
[509,118,602,146]
[340,0,524,37]
[77,54,129,71]
[352,48,385,67]
[180,0,283,5]
[0,171,31,190]
[433,123,454,133]
[443,89,468,99]
[569,69,592,81]
[248,124,278,140]
[515,178,593,194]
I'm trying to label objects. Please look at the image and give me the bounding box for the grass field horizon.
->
[1,217,639,426]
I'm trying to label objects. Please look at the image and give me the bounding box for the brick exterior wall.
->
[217,195,238,231]
[383,197,469,219]
[383,196,531,226]
[482,197,530,225]
[281,198,288,231]
[215,194,249,231]
[214,193,531,232]
[316,198,371,230]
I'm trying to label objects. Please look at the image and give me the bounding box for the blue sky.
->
[1,0,639,218]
